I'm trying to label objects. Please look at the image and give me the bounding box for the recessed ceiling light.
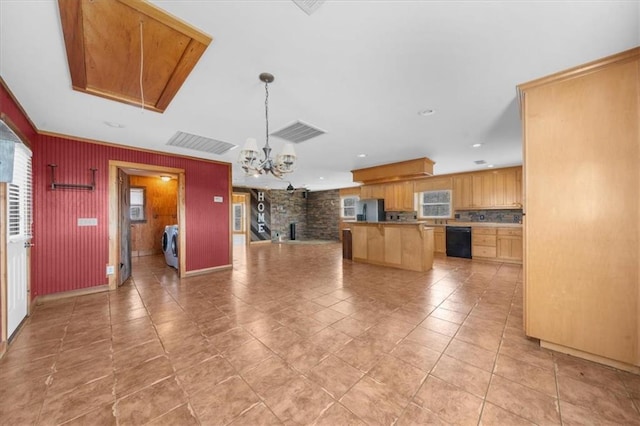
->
[357,153,367,158]
[418,109,435,116]
[487,164,494,168]
[472,143,482,148]
[104,121,125,128]
[319,177,325,180]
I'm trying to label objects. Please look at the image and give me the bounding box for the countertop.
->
[343,221,522,228]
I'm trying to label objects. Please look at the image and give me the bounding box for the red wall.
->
[2,82,231,298]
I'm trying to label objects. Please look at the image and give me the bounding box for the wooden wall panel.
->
[130,175,178,256]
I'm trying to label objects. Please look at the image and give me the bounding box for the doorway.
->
[232,193,249,246]
[108,161,185,291]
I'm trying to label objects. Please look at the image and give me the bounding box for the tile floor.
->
[2,243,640,425]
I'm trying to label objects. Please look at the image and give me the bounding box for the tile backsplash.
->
[454,209,523,223]
[385,211,418,222]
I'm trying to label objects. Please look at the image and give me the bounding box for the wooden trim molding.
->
[35,285,110,304]
[182,264,232,278]
[517,47,640,96]
[108,161,186,289]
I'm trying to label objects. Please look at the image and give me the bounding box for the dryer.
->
[162,225,179,269]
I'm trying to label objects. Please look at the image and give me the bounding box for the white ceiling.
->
[1,1,638,191]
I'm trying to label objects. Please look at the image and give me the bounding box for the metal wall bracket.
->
[48,164,97,190]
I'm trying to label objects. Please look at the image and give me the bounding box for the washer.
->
[162,224,179,269]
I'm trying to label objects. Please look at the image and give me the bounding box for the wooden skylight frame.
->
[58,0,212,113]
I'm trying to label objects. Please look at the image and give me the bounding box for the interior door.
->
[118,169,131,285]
[6,142,32,338]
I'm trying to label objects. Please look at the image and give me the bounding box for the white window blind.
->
[8,143,32,239]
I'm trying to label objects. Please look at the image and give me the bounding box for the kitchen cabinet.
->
[519,47,639,368]
[493,168,522,208]
[453,167,522,210]
[350,222,434,272]
[472,172,494,208]
[352,225,368,260]
[359,184,385,200]
[433,227,445,253]
[472,227,497,258]
[452,175,473,209]
[496,228,522,262]
[384,181,415,211]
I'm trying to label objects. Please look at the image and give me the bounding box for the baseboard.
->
[250,240,272,245]
[35,284,110,305]
[540,340,640,374]
[0,340,6,359]
[183,264,232,278]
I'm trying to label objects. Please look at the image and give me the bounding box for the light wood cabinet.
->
[433,227,445,253]
[496,228,523,262]
[351,223,434,272]
[493,168,522,208]
[472,172,495,208]
[453,175,473,209]
[360,184,385,200]
[472,227,497,259]
[452,167,522,210]
[384,181,415,211]
[519,47,640,368]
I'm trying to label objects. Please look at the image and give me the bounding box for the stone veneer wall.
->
[233,187,342,242]
[306,189,341,241]
[269,189,308,241]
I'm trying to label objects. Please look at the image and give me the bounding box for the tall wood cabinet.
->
[453,168,522,210]
[519,47,640,368]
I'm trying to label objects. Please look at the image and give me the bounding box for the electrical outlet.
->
[106,265,115,275]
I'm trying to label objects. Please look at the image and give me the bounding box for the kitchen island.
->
[349,222,434,272]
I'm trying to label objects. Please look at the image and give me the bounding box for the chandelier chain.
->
[264,81,269,148]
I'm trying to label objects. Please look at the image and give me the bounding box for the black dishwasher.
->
[446,226,472,259]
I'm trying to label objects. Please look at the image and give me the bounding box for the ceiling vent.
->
[474,160,487,165]
[271,120,326,144]
[166,131,237,155]
[292,0,326,15]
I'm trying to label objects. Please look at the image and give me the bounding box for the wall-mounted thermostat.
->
[214,196,223,203]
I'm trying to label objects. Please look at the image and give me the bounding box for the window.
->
[418,190,452,218]
[341,196,358,219]
[233,203,244,232]
[130,187,146,222]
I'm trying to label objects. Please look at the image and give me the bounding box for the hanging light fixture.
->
[238,73,297,178]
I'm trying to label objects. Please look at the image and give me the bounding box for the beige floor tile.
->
[396,402,448,426]
[340,375,407,425]
[413,375,483,426]
[263,377,334,424]
[227,402,282,425]
[486,375,560,424]
[8,248,640,426]
[308,355,363,399]
[493,353,557,397]
[479,402,535,425]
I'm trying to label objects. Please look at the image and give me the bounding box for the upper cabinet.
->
[452,167,522,210]
[360,184,385,200]
[384,181,415,211]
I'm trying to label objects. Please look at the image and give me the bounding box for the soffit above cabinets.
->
[58,0,212,113]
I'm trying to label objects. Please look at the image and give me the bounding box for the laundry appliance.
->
[162,224,179,269]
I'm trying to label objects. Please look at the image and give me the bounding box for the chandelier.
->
[238,73,297,178]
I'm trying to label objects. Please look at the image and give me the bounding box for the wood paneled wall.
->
[130,176,178,256]
[1,80,231,299]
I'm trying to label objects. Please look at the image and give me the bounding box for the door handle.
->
[24,242,34,248]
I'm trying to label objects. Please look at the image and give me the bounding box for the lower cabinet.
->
[471,226,522,264]
[496,228,523,262]
[434,227,445,253]
[472,228,497,259]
